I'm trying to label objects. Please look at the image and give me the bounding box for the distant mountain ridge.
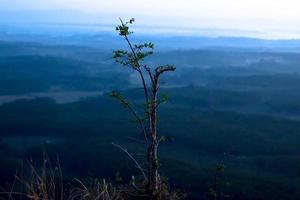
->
[0,10,299,52]
[0,29,299,52]
[1,10,300,39]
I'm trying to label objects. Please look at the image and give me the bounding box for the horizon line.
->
[1,22,300,41]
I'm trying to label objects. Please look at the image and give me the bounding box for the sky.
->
[1,0,300,39]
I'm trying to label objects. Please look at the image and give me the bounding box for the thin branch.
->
[111,91,149,144]
[119,18,151,125]
[124,101,149,144]
[144,65,154,85]
[155,65,176,78]
[112,143,147,181]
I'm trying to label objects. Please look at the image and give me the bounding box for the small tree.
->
[111,18,176,198]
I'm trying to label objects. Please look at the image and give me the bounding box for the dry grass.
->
[69,179,122,200]
[0,157,184,200]
[0,155,65,200]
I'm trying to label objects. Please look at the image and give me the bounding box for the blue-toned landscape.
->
[1,3,300,199]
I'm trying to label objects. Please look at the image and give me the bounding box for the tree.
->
[111,18,176,198]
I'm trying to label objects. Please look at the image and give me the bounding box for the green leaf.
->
[110,91,131,108]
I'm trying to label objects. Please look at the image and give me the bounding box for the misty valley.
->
[0,31,300,199]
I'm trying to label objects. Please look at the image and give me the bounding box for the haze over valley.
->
[1,2,300,199]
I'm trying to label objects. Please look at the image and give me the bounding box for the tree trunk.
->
[148,78,160,197]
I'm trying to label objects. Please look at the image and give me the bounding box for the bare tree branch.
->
[110,91,149,144]
[144,65,155,85]
[112,143,147,181]
[155,65,176,78]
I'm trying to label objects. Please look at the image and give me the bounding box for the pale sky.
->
[1,0,300,38]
